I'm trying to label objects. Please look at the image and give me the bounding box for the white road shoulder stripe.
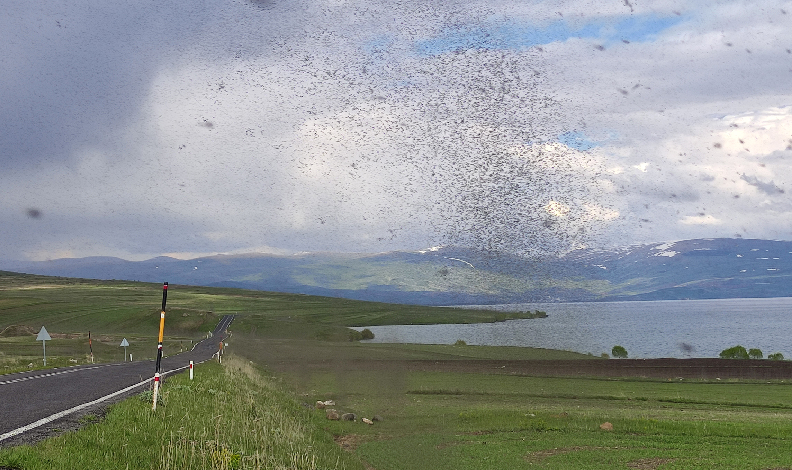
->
[0,378,149,442]
[0,363,194,443]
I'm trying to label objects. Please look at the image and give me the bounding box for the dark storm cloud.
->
[2,3,169,169]
[1,207,234,261]
[0,1,301,171]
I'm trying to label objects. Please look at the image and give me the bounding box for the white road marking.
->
[0,364,122,386]
[0,377,149,443]
[0,315,233,387]
[0,316,233,442]
[0,362,198,443]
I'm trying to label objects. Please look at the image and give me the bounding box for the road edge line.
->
[0,377,150,443]
[0,359,216,443]
[0,315,234,443]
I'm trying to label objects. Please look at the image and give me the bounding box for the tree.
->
[748,348,763,360]
[768,352,785,361]
[360,328,375,340]
[611,345,628,358]
[719,345,749,359]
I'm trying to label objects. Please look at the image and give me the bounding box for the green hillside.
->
[3,273,792,469]
[0,270,566,371]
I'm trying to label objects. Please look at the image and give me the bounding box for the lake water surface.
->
[356,297,792,358]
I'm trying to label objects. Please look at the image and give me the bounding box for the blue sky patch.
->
[364,35,393,55]
[557,131,597,151]
[612,15,684,43]
[415,14,685,55]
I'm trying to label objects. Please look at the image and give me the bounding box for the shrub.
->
[768,352,785,361]
[748,348,763,359]
[454,339,467,346]
[347,329,362,341]
[138,389,164,406]
[360,328,375,340]
[519,310,548,319]
[719,345,749,359]
[611,345,628,358]
[348,328,375,341]
[600,353,610,359]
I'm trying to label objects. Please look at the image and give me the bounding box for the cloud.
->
[2,0,792,261]
[601,104,792,244]
[740,174,785,195]
[679,214,722,225]
[546,201,571,217]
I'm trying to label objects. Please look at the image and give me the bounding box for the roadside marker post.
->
[152,282,168,411]
[120,338,129,361]
[89,331,94,364]
[36,327,51,366]
[189,361,194,380]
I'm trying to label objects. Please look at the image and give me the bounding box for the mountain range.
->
[3,238,792,305]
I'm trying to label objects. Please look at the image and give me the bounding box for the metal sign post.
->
[120,338,129,361]
[152,282,167,410]
[36,326,51,366]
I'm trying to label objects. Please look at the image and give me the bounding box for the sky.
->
[2,0,792,261]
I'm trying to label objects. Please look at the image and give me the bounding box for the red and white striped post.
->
[152,282,168,411]
[152,372,161,407]
[189,360,194,380]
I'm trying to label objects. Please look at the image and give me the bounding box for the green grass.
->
[0,355,362,470]
[281,364,792,469]
[3,271,792,469]
[0,270,558,370]
[0,270,545,332]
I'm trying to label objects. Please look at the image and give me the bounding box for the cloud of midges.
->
[2,0,792,260]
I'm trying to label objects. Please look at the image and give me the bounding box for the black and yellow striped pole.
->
[152,282,168,410]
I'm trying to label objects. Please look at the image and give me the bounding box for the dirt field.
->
[267,357,792,380]
[402,358,792,380]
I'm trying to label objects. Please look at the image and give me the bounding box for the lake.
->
[355,297,792,358]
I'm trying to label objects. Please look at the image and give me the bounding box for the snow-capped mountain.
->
[2,238,792,305]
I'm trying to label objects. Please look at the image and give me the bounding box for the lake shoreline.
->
[357,297,792,359]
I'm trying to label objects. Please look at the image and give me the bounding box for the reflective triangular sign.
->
[120,338,129,347]
[36,326,51,341]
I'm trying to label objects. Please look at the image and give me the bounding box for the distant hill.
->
[3,238,792,305]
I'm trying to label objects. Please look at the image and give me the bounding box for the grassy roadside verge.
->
[0,355,363,470]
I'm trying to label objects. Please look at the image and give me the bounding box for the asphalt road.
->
[0,315,234,445]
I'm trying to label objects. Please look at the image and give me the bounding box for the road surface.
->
[0,315,234,446]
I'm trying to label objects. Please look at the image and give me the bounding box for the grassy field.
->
[2,271,792,469]
[0,270,532,372]
[234,335,792,470]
